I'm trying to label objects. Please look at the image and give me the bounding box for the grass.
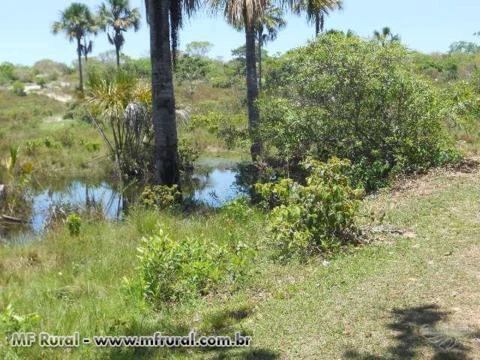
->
[0,91,110,184]
[1,68,480,359]
[1,166,479,359]
[0,79,250,185]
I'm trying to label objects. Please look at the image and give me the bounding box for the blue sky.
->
[1,0,480,66]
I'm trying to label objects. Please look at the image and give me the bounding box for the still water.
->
[1,160,245,243]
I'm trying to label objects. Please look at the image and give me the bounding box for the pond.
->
[1,159,246,244]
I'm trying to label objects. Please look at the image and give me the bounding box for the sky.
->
[1,0,480,66]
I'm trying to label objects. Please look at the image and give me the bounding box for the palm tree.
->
[295,0,342,36]
[145,0,200,185]
[99,0,141,68]
[212,0,269,160]
[81,38,93,62]
[52,3,98,92]
[373,27,401,46]
[255,5,286,91]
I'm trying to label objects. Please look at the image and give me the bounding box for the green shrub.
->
[260,158,362,261]
[441,81,480,147]
[187,111,223,133]
[84,141,100,152]
[221,197,254,222]
[12,81,26,96]
[178,139,199,172]
[35,76,47,88]
[58,129,75,147]
[0,62,16,84]
[65,214,82,236]
[260,33,450,190]
[218,125,249,150]
[0,304,40,335]
[43,137,61,149]
[138,227,254,304]
[140,185,181,210]
[255,178,296,210]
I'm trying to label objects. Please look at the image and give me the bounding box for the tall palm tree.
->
[52,3,98,93]
[295,0,342,36]
[255,5,286,91]
[99,0,141,68]
[373,27,401,46]
[212,0,269,160]
[145,0,200,185]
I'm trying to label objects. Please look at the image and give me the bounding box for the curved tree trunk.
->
[76,37,84,93]
[147,0,180,186]
[245,23,261,161]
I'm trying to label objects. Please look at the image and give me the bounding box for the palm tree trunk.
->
[257,36,262,92]
[148,0,180,186]
[315,13,320,36]
[245,22,261,161]
[76,37,84,92]
[320,12,325,33]
[115,44,121,68]
[83,39,89,62]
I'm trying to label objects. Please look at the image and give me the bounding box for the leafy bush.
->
[187,111,223,134]
[65,214,82,236]
[441,80,480,147]
[259,158,362,261]
[33,59,71,77]
[137,227,254,304]
[12,66,34,83]
[140,185,181,210]
[0,62,16,85]
[260,33,451,190]
[218,125,249,150]
[178,139,199,172]
[255,178,296,210]
[12,81,26,96]
[35,76,47,88]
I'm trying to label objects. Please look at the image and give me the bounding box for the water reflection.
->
[189,169,241,207]
[31,181,122,232]
[1,160,247,243]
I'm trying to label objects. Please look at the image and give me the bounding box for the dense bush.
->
[65,214,82,236]
[442,80,480,147]
[12,81,26,96]
[33,59,72,77]
[138,226,254,304]
[139,185,181,210]
[178,138,199,172]
[260,33,452,190]
[0,62,16,85]
[257,158,362,261]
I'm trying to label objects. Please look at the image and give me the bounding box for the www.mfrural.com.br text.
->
[6,331,251,348]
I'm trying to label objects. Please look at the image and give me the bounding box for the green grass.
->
[0,91,110,184]
[1,167,479,359]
